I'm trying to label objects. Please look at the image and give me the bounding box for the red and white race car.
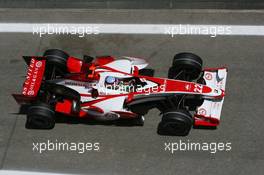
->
[13,49,227,136]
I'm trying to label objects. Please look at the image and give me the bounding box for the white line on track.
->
[0,23,264,36]
[0,170,75,175]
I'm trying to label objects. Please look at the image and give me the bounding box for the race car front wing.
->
[194,67,228,127]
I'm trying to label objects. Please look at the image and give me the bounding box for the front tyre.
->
[157,109,193,136]
[168,52,203,81]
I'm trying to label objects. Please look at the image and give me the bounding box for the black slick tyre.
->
[157,109,193,136]
[26,102,55,129]
[168,52,203,81]
[43,49,69,77]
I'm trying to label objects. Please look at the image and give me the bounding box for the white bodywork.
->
[196,68,227,121]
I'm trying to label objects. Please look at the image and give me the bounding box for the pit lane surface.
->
[0,9,264,175]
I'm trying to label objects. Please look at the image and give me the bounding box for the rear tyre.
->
[157,109,193,136]
[43,49,69,79]
[168,53,203,81]
[44,49,69,69]
[26,103,55,129]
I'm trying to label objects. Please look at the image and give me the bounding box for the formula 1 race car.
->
[13,49,227,136]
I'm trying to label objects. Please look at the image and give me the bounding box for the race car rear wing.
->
[13,56,46,104]
[194,67,228,127]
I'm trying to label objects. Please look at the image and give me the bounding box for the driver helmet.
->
[105,76,117,84]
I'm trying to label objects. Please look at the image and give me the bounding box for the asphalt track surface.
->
[0,9,264,175]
